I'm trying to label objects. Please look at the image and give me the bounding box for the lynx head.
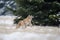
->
[27,15,34,19]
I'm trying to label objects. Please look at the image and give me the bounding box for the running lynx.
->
[16,15,33,29]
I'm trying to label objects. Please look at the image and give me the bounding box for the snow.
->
[0,16,60,40]
[0,31,60,40]
[0,16,17,26]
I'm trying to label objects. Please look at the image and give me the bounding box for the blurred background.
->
[0,0,60,27]
[0,0,16,16]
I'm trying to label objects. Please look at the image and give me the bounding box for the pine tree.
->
[7,0,60,26]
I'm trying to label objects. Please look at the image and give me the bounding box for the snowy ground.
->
[0,16,60,40]
[0,26,60,40]
[0,16,17,26]
[0,31,60,40]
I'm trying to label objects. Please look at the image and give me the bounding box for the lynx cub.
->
[16,15,33,29]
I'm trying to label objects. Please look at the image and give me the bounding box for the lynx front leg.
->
[29,22,32,27]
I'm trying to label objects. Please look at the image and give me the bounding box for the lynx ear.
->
[28,15,34,18]
[29,15,32,16]
[27,15,31,17]
[28,15,31,16]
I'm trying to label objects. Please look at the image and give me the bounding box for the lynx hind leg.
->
[16,22,21,29]
[16,24,20,29]
[16,23,26,29]
[16,21,23,29]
